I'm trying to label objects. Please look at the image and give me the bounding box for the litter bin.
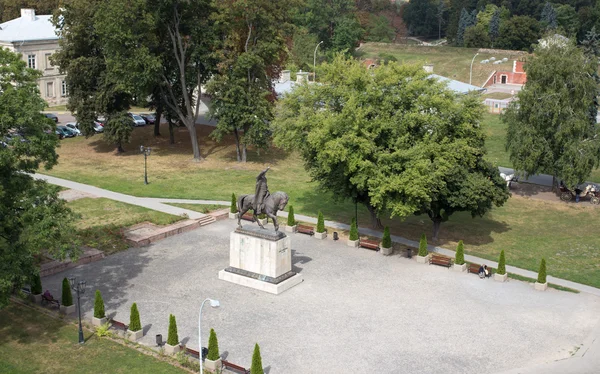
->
[156,334,162,346]
[407,248,412,259]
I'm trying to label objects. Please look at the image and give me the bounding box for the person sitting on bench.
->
[478,265,489,279]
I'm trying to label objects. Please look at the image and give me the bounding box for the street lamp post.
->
[469,52,479,85]
[140,146,151,185]
[198,298,220,374]
[69,276,87,344]
[313,41,323,82]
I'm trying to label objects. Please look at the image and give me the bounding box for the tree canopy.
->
[272,56,509,238]
[0,48,78,306]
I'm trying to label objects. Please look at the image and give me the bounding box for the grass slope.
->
[0,303,185,374]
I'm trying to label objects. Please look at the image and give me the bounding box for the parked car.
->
[64,122,82,136]
[56,125,76,138]
[44,113,59,123]
[130,114,146,127]
[93,121,104,133]
[141,113,156,124]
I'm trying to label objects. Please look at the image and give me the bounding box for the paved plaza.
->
[43,220,600,373]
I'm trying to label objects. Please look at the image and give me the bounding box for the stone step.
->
[125,216,216,247]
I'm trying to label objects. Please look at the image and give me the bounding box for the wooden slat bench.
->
[111,319,129,331]
[359,239,380,252]
[429,254,453,268]
[467,263,492,278]
[222,360,250,374]
[297,224,314,236]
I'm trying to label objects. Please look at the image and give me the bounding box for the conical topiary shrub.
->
[287,206,296,226]
[61,278,73,307]
[167,314,178,346]
[251,343,264,374]
[207,328,219,361]
[129,303,141,332]
[31,273,42,295]
[230,193,237,213]
[316,211,325,233]
[418,233,428,257]
[455,240,465,265]
[94,290,105,318]
[497,250,506,275]
[382,226,392,248]
[349,218,359,241]
[537,258,547,284]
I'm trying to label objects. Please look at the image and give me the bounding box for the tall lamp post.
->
[198,298,220,374]
[140,146,151,185]
[69,276,87,344]
[313,41,323,82]
[469,52,479,85]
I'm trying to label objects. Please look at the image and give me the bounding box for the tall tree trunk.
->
[242,143,247,163]
[188,121,201,161]
[169,120,175,145]
[117,143,124,153]
[432,218,442,242]
[154,106,162,136]
[233,129,241,162]
[366,204,383,229]
[552,175,557,192]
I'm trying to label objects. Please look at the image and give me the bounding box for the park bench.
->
[222,360,250,374]
[297,224,314,236]
[111,319,128,331]
[467,263,492,278]
[41,292,60,308]
[429,254,453,268]
[183,346,208,360]
[359,239,380,252]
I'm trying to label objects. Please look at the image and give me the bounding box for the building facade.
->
[483,60,527,88]
[0,9,67,106]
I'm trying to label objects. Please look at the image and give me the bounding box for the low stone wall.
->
[40,248,105,278]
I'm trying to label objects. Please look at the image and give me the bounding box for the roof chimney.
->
[296,70,309,84]
[423,64,434,73]
[21,9,36,21]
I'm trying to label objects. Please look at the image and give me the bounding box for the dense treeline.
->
[403,0,600,50]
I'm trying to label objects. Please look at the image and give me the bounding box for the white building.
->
[0,9,67,106]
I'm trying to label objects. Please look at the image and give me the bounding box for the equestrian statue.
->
[237,167,289,233]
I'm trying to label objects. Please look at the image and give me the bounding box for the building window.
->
[45,53,53,69]
[46,82,54,98]
[28,54,36,69]
[61,81,68,97]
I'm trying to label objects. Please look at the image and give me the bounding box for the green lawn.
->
[68,198,184,254]
[165,203,226,214]
[0,302,185,374]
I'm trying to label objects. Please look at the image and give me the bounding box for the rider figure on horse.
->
[253,167,270,215]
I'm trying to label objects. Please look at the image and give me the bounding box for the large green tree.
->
[504,40,600,188]
[0,48,78,306]
[496,15,541,51]
[272,56,508,238]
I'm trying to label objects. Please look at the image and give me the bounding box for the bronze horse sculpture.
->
[237,191,289,233]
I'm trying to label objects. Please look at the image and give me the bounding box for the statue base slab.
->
[219,269,303,295]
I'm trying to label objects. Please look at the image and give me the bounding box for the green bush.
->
[129,303,142,332]
[381,226,392,248]
[455,240,465,265]
[258,213,267,219]
[287,206,296,226]
[207,328,219,361]
[537,258,547,283]
[31,273,42,295]
[418,233,428,257]
[167,314,179,346]
[61,278,73,307]
[251,343,264,374]
[316,211,325,233]
[230,193,237,213]
[94,290,105,318]
[497,250,506,275]
[349,218,359,241]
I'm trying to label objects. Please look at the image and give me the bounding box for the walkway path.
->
[37,173,600,296]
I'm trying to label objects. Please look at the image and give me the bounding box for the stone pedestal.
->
[494,273,508,282]
[164,343,180,354]
[453,263,467,272]
[314,232,327,240]
[219,227,303,295]
[60,304,76,315]
[30,294,42,304]
[347,239,359,247]
[205,358,222,372]
[228,212,238,220]
[381,246,393,256]
[128,329,144,341]
[416,254,430,264]
[92,316,107,327]
[534,282,548,291]
[285,225,297,233]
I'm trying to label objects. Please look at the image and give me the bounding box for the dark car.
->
[44,113,59,123]
[56,126,76,138]
[141,113,156,124]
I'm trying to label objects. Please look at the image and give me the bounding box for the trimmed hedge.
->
[94,290,105,318]
[381,226,391,248]
[31,273,42,295]
[497,250,506,275]
[251,343,264,374]
[287,206,296,226]
[455,240,465,265]
[349,218,359,241]
[418,233,428,257]
[167,314,179,346]
[129,303,141,332]
[316,211,325,233]
[207,328,220,361]
[230,193,237,213]
[61,278,73,307]
[537,258,547,284]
